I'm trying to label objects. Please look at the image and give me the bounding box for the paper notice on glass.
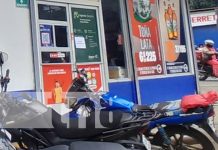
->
[75,36,86,49]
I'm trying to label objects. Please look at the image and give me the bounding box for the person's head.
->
[204,39,214,48]
[55,81,61,88]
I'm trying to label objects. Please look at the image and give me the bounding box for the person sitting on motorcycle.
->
[202,40,218,65]
[202,40,218,75]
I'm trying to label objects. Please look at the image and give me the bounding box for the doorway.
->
[31,0,107,104]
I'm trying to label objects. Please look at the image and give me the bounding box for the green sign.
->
[16,0,28,7]
[189,0,218,10]
[72,8,101,63]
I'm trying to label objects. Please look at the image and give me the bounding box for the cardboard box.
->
[109,66,127,79]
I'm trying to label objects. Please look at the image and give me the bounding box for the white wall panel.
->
[0,1,35,91]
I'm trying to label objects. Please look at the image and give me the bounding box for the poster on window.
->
[127,0,164,77]
[40,24,54,47]
[71,8,101,63]
[42,65,72,104]
[158,0,189,74]
[77,64,102,92]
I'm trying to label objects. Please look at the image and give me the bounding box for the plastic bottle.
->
[164,9,174,39]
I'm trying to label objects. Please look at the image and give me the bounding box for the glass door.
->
[35,1,74,105]
[69,5,106,92]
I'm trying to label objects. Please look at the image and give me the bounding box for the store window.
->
[40,24,69,48]
[38,3,70,65]
[102,0,129,79]
[38,4,67,21]
[38,4,69,49]
[55,26,68,47]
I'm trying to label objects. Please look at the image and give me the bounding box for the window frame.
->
[102,0,134,82]
[37,2,71,52]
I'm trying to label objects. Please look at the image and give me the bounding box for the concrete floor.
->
[198,79,218,149]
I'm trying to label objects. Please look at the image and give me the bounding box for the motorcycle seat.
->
[150,100,182,115]
[51,109,133,139]
[149,100,210,116]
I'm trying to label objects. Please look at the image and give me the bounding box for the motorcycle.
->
[100,93,218,149]
[64,69,218,149]
[10,69,215,150]
[196,50,218,80]
[2,68,217,150]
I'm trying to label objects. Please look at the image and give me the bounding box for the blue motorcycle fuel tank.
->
[101,93,135,112]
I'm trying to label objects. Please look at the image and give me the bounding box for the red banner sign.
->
[77,64,102,92]
[158,0,189,74]
[42,65,72,104]
[128,0,163,76]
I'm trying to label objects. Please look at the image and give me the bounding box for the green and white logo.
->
[133,0,152,23]
[74,11,80,19]
[16,0,28,7]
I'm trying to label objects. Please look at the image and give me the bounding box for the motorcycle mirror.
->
[0,52,8,66]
